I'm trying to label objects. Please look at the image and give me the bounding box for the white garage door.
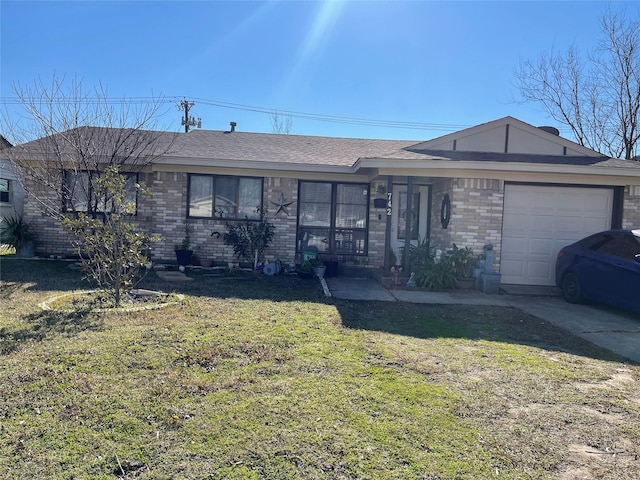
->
[501,185,613,286]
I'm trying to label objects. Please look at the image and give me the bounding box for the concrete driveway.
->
[325,277,640,364]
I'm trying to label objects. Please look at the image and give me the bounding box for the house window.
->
[187,174,263,220]
[297,181,369,255]
[0,179,9,203]
[64,171,138,213]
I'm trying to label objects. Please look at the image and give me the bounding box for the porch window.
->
[64,171,138,213]
[0,179,9,203]
[297,181,369,255]
[188,174,263,220]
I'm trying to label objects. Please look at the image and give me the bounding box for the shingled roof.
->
[12,125,640,173]
[168,129,419,167]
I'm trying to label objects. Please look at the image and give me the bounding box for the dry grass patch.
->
[1,259,639,479]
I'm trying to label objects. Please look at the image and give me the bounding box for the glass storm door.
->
[390,185,430,261]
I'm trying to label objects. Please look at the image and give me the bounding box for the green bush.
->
[447,244,476,278]
[0,214,35,251]
[413,257,458,290]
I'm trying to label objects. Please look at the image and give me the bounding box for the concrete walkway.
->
[325,277,640,364]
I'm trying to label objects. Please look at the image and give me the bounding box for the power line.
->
[0,95,473,132]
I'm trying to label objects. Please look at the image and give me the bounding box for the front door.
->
[390,185,430,264]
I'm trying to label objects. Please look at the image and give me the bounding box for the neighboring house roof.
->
[0,135,13,150]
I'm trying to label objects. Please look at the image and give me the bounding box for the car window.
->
[587,232,640,260]
[616,234,640,260]
[581,233,614,252]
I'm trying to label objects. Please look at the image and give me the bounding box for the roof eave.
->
[152,156,358,175]
[356,158,640,185]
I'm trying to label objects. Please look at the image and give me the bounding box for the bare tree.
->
[270,110,293,134]
[1,75,176,303]
[515,8,640,159]
[1,74,175,217]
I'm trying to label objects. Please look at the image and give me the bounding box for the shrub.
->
[413,257,458,291]
[61,165,160,306]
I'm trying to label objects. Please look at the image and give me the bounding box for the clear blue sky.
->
[1,1,637,141]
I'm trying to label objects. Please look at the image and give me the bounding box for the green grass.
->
[1,259,639,479]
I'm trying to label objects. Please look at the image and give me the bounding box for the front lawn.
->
[1,259,638,479]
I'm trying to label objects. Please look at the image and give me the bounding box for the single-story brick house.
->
[12,116,640,286]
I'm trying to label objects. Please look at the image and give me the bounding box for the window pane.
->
[238,177,262,219]
[65,171,90,212]
[123,174,138,212]
[334,229,366,254]
[189,175,213,217]
[300,182,331,203]
[298,227,330,253]
[102,173,137,213]
[336,204,367,228]
[0,179,8,203]
[215,177,237,218]
[297,181,369,255]
[299,203,331,226]
[336,184,367,205]
[299,182,331,226]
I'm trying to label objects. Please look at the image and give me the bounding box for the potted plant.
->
[218,209,275,272]
[447,244,476,289]
[0,214,36,258]
[296,261,315,279]
[174,222,193,266]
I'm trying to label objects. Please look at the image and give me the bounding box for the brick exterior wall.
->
[20,169,640,274]
[21,172,380,269]
[430,178,503,271]
[623,186,640,229]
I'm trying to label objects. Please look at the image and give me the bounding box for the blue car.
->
[555,229,640,314]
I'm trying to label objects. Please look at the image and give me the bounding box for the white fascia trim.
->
[153,156,356,175]
[356,158,640,179]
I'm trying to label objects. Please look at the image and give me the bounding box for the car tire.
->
[561,272,583,304]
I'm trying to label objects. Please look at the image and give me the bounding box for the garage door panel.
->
[501,237,526,255]
[556,217,584,233]
[527,261,553,281]
[501,185,613,286]
[530,215,555,232]
[529,238,553,255]
[500,259,524,277]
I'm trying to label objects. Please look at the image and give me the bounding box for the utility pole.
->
[177,98,202,133]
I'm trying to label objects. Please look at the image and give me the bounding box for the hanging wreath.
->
[440,194,451,229]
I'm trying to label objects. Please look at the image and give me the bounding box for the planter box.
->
[480,272,501,294]
[175,249,193,266]
[456,278,475,290]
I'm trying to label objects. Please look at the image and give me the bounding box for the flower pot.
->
[199,258,214,268]
[296,269,315,279]
[313,266,326,278]
[175,249,193,266]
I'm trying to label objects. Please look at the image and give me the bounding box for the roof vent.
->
[230,121,237,133]
[538,126,560,136]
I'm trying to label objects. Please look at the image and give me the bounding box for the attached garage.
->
[500,184,614,285]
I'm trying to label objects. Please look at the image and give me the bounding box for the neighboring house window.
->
[0,179,9,203]
[297,181,369,255]
[64,171,138,213]
[187,174,263,220]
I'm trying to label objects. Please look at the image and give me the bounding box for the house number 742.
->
[386,192,392,216]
